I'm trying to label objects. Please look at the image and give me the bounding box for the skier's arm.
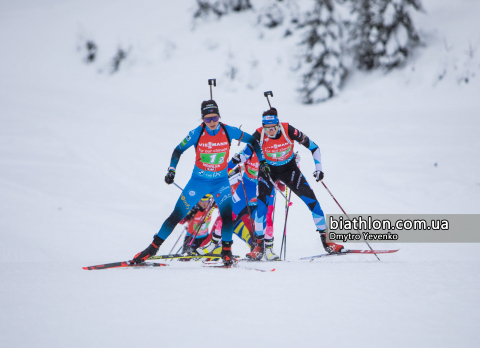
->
[288,125,322,172]
[169,126,202,169]
[179,204,201,224]
[225,125,265,162]
[227,144,254,171]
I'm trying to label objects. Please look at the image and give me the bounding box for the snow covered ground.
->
[1,1,479,347]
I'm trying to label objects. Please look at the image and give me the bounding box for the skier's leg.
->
[247,170,274,260]
[157,178,209,241]
[252,170,275,238]
[265,190,275,240]
[232,178,256,244]
[282,165,343,253]
[281,166,326,231]
[210,177,237,265]
[232,180,247,217]
[133,178,211,263]
[215,184,234,243]
[233,214,254,248]
[264,190,280,261]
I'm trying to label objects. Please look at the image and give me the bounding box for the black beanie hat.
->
[262,107,277,117]
[201,100,220,117]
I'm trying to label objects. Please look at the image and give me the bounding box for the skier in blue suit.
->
[132,100,269,266]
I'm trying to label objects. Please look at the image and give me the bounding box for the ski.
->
[203,258,287,265]
[149,253,239,261]
[83,261,168,270]
[203,263,275,272]
[300,249,399,261]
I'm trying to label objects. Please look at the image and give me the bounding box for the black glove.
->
[231,153,242,165]
[259,160,271,176]
[313,171,324,182]
[180,205,200,224]
[165,168,176,184]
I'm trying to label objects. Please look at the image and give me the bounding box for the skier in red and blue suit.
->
[228,143,292,261]
[132,100,269,266]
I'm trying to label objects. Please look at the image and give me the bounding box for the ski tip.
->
[271,269,276,272]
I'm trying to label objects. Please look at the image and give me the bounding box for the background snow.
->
[0,1,479,347]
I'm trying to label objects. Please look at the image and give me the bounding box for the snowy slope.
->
[0,1,479,347]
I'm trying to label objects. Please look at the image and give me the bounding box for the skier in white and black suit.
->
[247,107,344,260]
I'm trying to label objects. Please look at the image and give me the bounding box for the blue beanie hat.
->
[262,108,279,125]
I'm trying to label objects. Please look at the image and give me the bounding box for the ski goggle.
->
[263,125,279,133]
[203,116,220,123]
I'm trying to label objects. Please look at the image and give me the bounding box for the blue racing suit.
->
[156,123,265,243]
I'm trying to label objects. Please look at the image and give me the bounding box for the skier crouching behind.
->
[247,107,344,260]
[179,194,216,254]
[131,100,269,266]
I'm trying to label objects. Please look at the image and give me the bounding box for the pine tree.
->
[256,0,299,33]
[350,0,422,70]
[297,0,347,103]
[194,0,252,19]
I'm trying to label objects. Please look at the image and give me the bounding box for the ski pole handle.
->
[208,79,216,100]
[264,91,273,108]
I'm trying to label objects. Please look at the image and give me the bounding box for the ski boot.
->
[132,235,164,264]
[182,243,195,255]
[318,229,344,253]
[246,235,265,261]
[265,238,280,261]
[196,233,221,255]
[221,241,235,266]
[182,236,204,255]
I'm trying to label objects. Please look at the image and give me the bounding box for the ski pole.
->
[268,177,293,205]
[236,125,244,145]
[264,91,273,108]
[173,182,184,192]
[169,226,187,255]
[280,188,292,260]
[321,181,381,261]
[272,191,277,225]
[208,79,216,99]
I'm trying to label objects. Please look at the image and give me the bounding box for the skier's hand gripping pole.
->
[165,167,176,185]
